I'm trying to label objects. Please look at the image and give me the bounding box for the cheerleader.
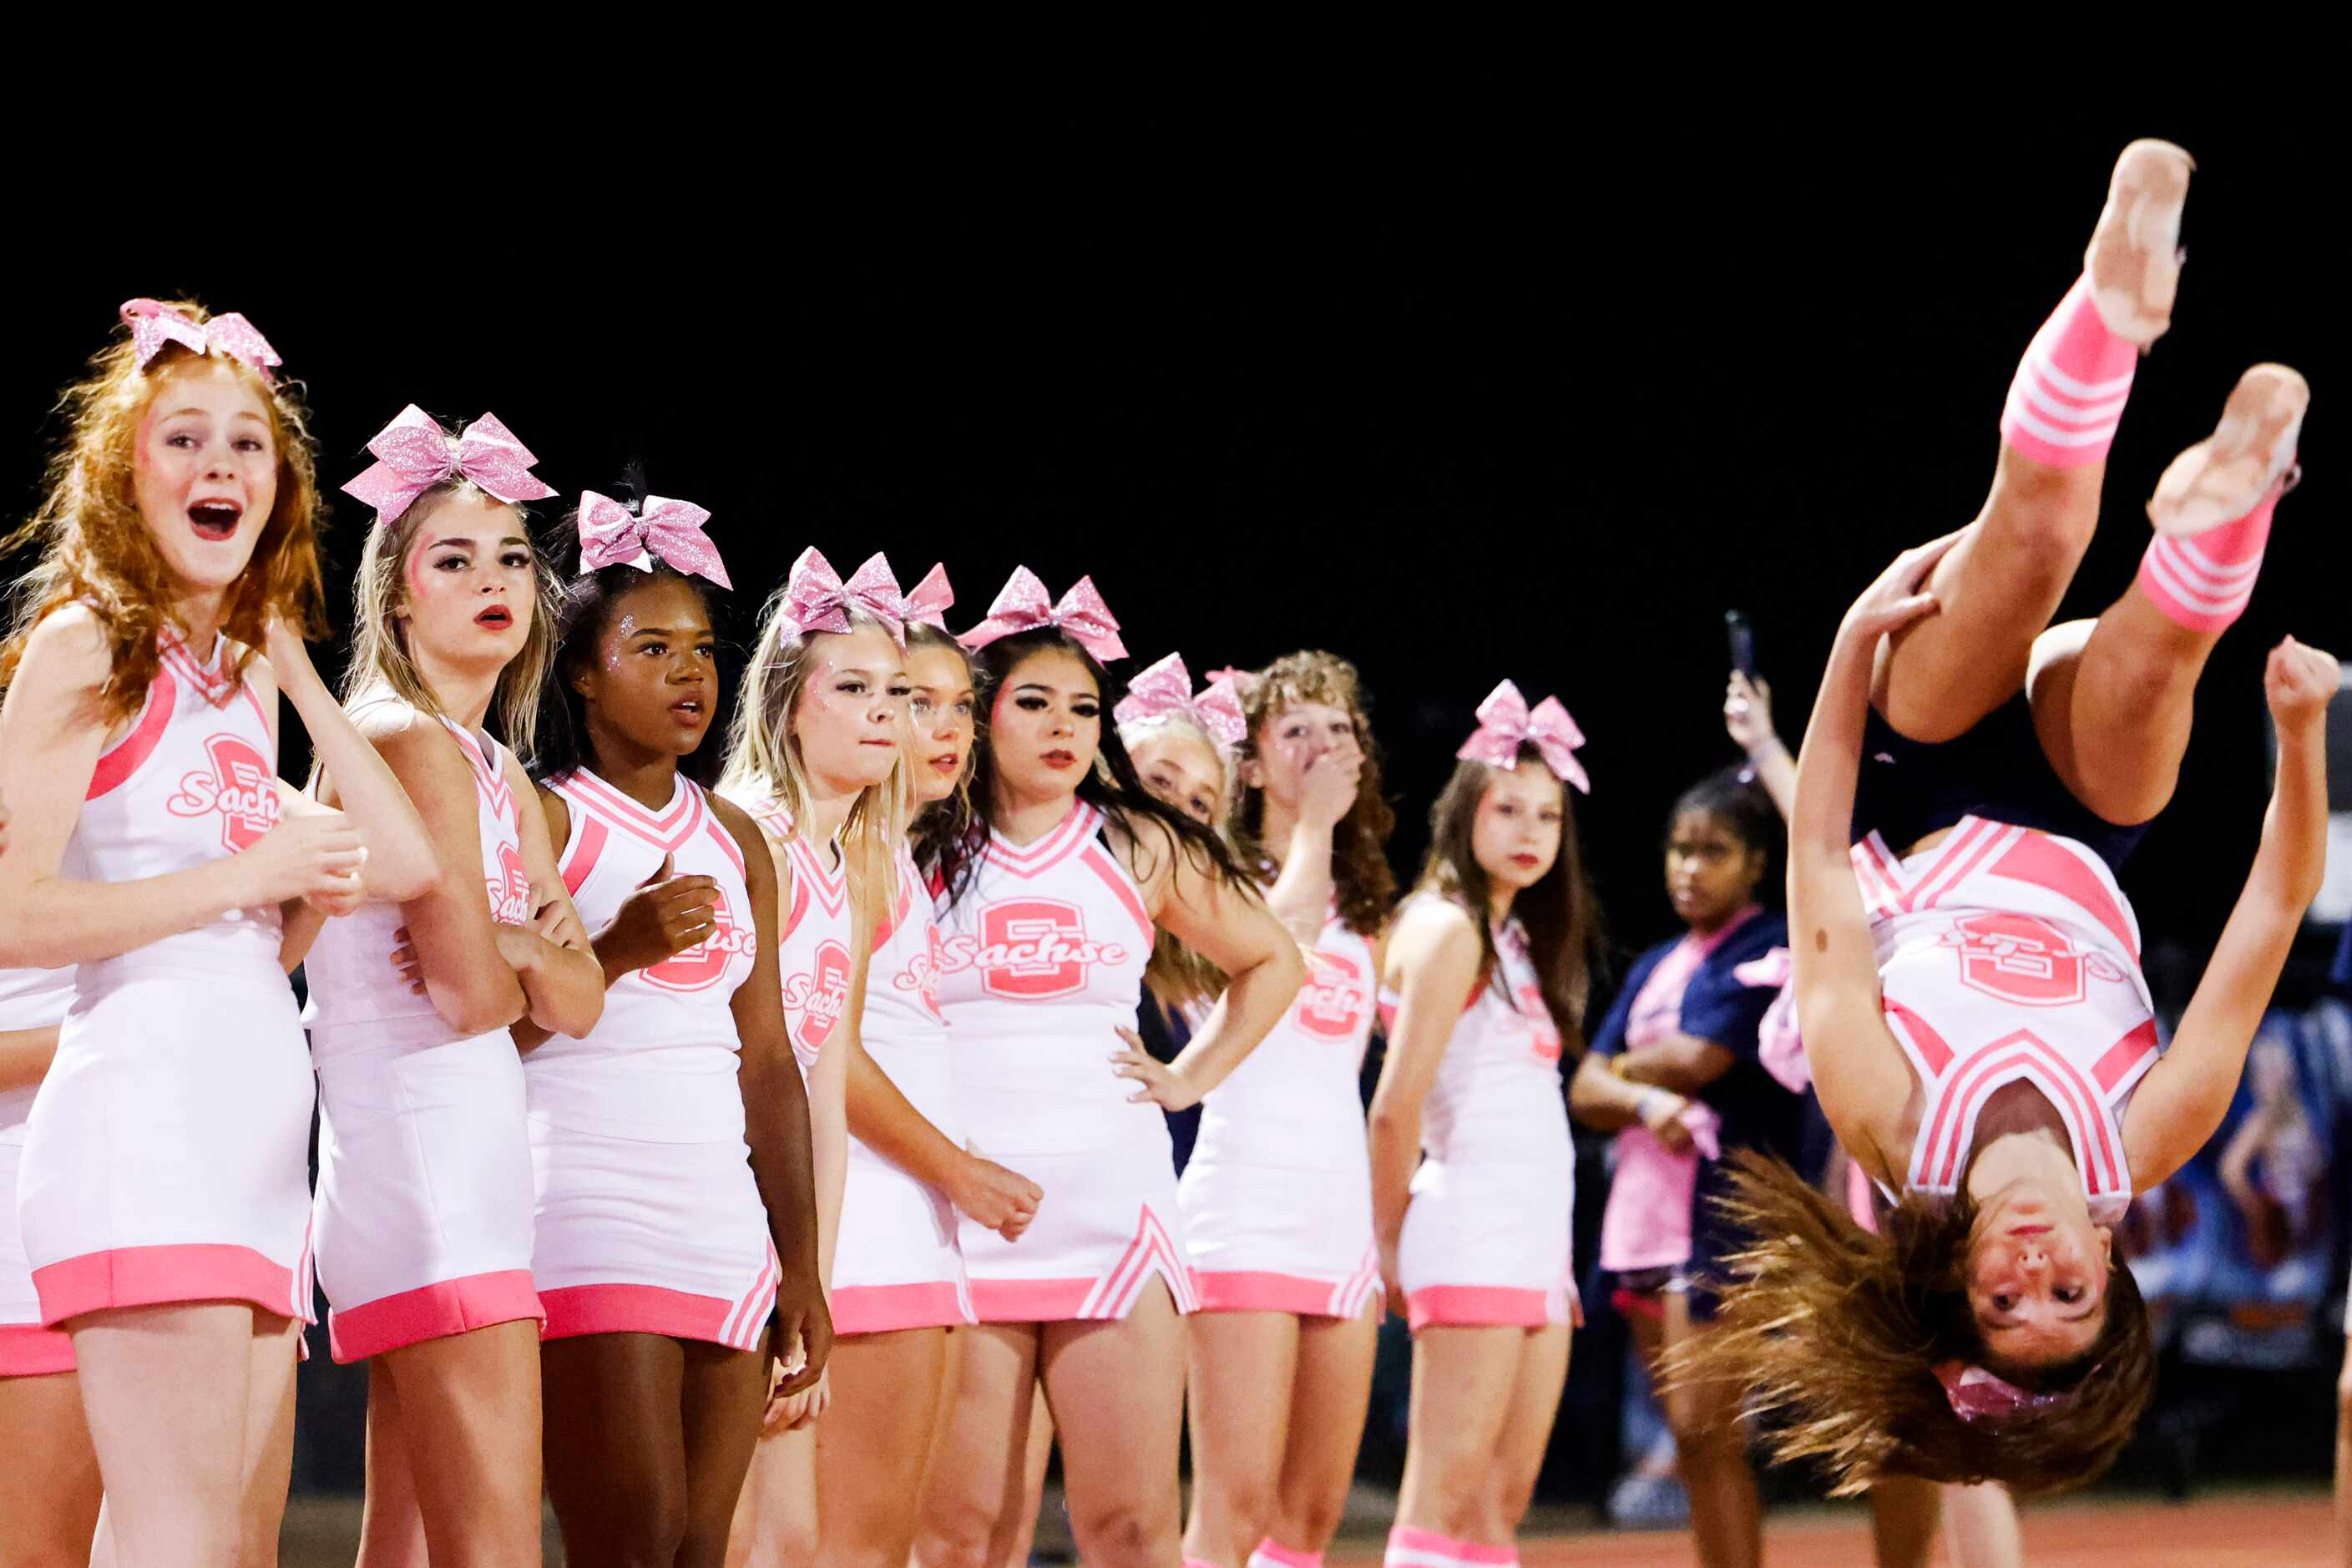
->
[306,405,606,1564]
[1372,679,1605,1568]
[783,566,1043,1568]
[1175,651,1396,1568]
[488,489,824,1567]
[0,301,438,1565]
[719,547,966,1565]
[1672,142,2333,1497]
[915,569,1305,1568]
[1567,766,1789,1567]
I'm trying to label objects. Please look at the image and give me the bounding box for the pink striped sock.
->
[2000,275,2138,468]
[1249,1540,1325,1568]
[1454,1542,1518,1566]
[2137,488,2277,633]
[1384,1524,1464,1567]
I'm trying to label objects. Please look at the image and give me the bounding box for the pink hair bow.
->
[576,491,730,588]
[1457,680,1590,793]
[119,298,282,380]
[958,567,1126,663]
[341,405,558,525]
[1204,665,1262,696]
[893,564,955,633]
[1115,653,1248,752]
[780,548,914,643]
[1933,1360,2069,1424]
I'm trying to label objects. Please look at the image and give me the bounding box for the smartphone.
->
[1725,609,1757,677]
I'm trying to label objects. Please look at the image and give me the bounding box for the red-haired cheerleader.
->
[0,301,437,1564]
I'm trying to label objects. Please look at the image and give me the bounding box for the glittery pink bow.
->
[119,298,282,380]
[341,405,558,525]
[1204,665,1262,696]
[893,564,955,633]
[576,491,731,588]
[780,548,913,642]
[1114,652,1248,751]
[1933,1360,2069,1424]
[958,567,1126,663]
[1456,680,1590,793]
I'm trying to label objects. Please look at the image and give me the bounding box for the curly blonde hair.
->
[0,301,325,721]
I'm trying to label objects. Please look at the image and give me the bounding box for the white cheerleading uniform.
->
[832,850,973,1334]
[1393,895,1575,1333]
[303,714,544,1363]
[0,966,74,1375]
[934,802,1196,1321]
[1852,814,2160,1222]
[1180,905,1381,1318]
[18,633,315,1328]
[537,770,774,1349]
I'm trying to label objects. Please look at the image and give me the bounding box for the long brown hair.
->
[1,301,325,721]
[1662,1151,2155,1496]
[1412,748,1606,1050]
[1227,650,1397,938]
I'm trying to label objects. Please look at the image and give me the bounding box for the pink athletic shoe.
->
[2085,139,2193,346]
[2147,364,2309,536]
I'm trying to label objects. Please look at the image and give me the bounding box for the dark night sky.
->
[9,114,2339,994]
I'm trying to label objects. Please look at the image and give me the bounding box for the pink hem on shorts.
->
[539,1275,774,1353]
[967,1277,1097,1323]
[1190,1268,1359,1318]
[326,1269,545,1363]
[0,1321,76,1377]
[32,1243,299,1327]
[1405,1284,1550,1333]
[832,1281,974,1335]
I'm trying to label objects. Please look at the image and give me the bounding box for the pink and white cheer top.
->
[933,802,1158,1156]
[18,630,316,1328]
[73,631,285,972]
[541,770,759,1139]
[734,802,857,1077]
[862,847,961,1151]
[304,715,534,1054]
[1853,814,2161,1223]
[1191,906,1377,1170]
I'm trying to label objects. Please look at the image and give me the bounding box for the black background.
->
[9,114,2337,982]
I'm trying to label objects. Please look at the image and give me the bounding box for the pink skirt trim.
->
[32,1243,299,1328]
[1189,1267,1383,1320]
[832,1281,974,1336]
[539,1277,773,1353]
[0,1321,75,1377]
[326,1269,544,1364]
[1404,1283,1552,1333]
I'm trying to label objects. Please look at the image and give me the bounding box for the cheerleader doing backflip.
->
[1673,139,2335,1496]
[0,301,441,1565]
